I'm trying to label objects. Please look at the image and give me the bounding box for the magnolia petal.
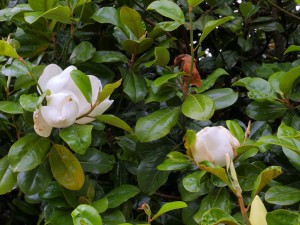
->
[88,75,102,103]
[44,65,77,94]
[33,109,52,137]
[191,134,213,164]
[47,92,79,111]
[89,98,113,117]
[38,64,62,93]
[40,100,79,128]
[219,126,240,150]
[75,116,94,124]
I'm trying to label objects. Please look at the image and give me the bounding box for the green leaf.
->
[28,0,57,11]
[155,21,182,31]
[19,94,39,112]
[120,6,145,39]
[239,2,259,19]
[268,71,286,94]
[182,94,215,121]
[122,69,147,103]
[72,204,102,225]
[258,135,300,152]
[17,160,52,195]
[266,209,300,225]
[251,166,283,201]
[147,0,185,24]
[279,66,300,94]
[205,88,238,110]
[157,151,193,171]
[236,163,263,191]
[102,210,126,225]
[226,120,244,144]
[121,38,153,55]
[2,59,29,77]
[59,124,93,154]
[246,101,286,121]
[0,40,19,59]
[0,156,17,195]
[188,0,204,8]
[76,148,115,174]
[105,184,140,208]
[49,144,85,190]
[70,70,92,103]
[91,7,120,26]
[145,47,170,67]
[0,101,23,114]
[284,45,300,54]
[200,16,234,44]
[24,5,71,24]
[8,134,50,172]
[152,201,187,221]
[69,41,96,65]
[97,79,122,104]
[194,188,232,224]
[153,72,183,87]
[182,171,206,192]
[0,4,32,22]
[201,208,238,225]
[91,197,108,213]
[92,51,128,63]
[265,186,300,205]
[196,68,228,93]
[96,114,133,133]
[135,107,181,142]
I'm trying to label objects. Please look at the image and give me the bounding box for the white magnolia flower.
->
[34,64,113,137]
[190,126,240,167]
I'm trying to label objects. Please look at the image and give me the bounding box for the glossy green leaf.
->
[158,151,193,171]
[59,124,93,154]
[258,135,299,152]
[24,6,71,24]
[182,171,206,192]
[49,144,85,190]
[96,114,133,133]
[239,2,259,19]
[0,156,17,195]
[122,69,147,103]
[145,47,170,67]
[226,120,244,144]
[2,59,30,77]
[188,0,204,7]
[0,40,19,58]
[97,79,122,104]
[69,41,96,65]
[265,186,300,205]
[70,70,92,103]
[102,210,126,225]
[284,45,300,54]
[28,0,57,11]
[77,148,115,174]
[251,166,283,201]
[91,7,120,26]
[200,16,234,44]
[246,101,286,120]
[17,160,52,195]
[121,38,153,55]
[155,21,182,31]
[266,209,300,225]
[268,71,286,94]
[0,101,23,114]
[72,204,102,225]
[120,6,145,39]
[8,134,50,172]
[282,147,300,171]
[0,4,32,22]
[152,201,187,221]
[46,208,73,225]
[182,94,215,121]
[135,107,181,142]
[92,51,128,63]
[201,208,238,225]
[154,72,183,87]
[205,88,238,110]
[19,94,39,112]
[91,197,108,213]
[137,148,171,195]
[279,66,300,94]
[194,188,232,224]
[147,0,185,24]
[196,68,228,93]
[236,163,263,191]
[105,184,140,208]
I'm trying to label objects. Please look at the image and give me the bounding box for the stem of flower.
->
[237,192,252,225]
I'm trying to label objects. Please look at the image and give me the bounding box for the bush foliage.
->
[1,0,300,224]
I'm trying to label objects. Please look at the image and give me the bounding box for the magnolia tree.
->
[0,0,300,224]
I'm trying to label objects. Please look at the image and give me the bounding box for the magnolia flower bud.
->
[190,126,240,167]
[33,64,113,137]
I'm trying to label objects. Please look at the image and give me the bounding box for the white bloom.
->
[190,126,240,167]
[34,64,114,137]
